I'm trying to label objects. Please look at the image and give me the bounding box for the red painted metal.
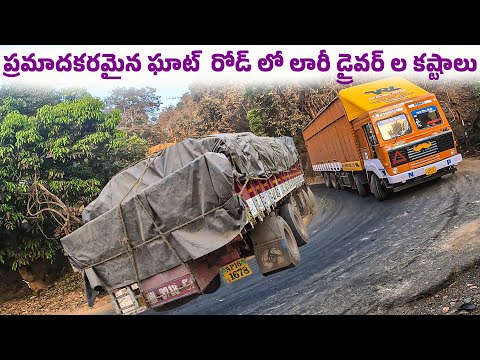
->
[140,264,200,308]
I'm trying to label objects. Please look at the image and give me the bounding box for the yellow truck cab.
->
[303,77,462,200]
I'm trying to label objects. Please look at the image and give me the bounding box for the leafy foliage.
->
[0,84,63,116]
[191,83,249,134]
[105,87,162,126]
[154,81,343,144]
[157,94,203,142]
[246,109,267,137]
[0,92,147,270]
[155,84,254,143]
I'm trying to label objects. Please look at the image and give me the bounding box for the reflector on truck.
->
[339,77,429,121]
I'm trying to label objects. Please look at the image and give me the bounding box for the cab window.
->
[362,123,378,157]
[411,106,443,130]
[376,114,412,141]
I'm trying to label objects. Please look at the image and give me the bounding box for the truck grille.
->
[410,154,441,169]
[388,131,454,166]
[407,141,439,160]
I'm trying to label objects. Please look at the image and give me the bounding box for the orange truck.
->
[302,77,462,200]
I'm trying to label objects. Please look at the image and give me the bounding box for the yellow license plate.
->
[220,258,253,284]
[425,166,437,176]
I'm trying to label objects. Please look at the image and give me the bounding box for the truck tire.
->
[299,188,313,213]
[369,173,388,201]
[306,186,316,211]
[354,172,369,197]
[277,216,300,266]
[330,173,340,190]
[280,203,309,247]
[292,191,307,216]
[285,194,298,210]
[323,172,332,188]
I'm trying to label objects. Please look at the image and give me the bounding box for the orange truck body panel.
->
[303,97,360,166]
[303,77,462,190]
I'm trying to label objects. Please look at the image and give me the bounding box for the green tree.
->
[0,94,147,271]
[0,84,63,117]
[191,83,249,134]
[247,109,267,137]
[0,97,27,121]
[156,93,203,142]
[244,83,311,137]
[105,87,162,127]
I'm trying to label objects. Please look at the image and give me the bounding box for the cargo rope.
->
[80,199,234,270]
[117,203,142,287]
[118,149,166,205]
[134,196,184,266]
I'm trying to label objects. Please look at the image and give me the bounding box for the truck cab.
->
[349,91,461,196]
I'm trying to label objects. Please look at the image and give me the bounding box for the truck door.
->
[363,123,378,158]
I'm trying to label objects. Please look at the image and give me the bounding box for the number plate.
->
[220,258,253,284]
[425,166,437,176]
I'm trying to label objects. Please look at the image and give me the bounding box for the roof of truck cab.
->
[338,77,430,121]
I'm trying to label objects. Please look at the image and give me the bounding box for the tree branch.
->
[33,182,82,224]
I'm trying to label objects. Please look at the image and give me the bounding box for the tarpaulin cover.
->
[60,133,299,300]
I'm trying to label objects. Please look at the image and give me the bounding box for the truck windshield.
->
[376,113,412,141]
[411,105,443,130]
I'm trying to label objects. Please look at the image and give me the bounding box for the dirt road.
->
[101,158,480,315]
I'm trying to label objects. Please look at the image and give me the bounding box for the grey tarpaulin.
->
[82,133,299,222]
[60,133,299,303]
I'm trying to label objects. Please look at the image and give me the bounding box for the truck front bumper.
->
[382,154,462,191]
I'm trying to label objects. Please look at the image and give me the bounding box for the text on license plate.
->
[220,258,253,284]
[425,166,437,176]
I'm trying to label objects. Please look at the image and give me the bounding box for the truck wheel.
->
[369,173,388,201]
[292,191,307,216]
[299,188,313,214]
[323,172,332,188]
[286,194,298,209]
[306,185,316,211]
[329,173,340,190]
[277,216,300,266]
[354,173,369,197]
[280,203,309,247]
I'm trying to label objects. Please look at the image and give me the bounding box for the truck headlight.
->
[451,149,456,155]
[393,168,398,174]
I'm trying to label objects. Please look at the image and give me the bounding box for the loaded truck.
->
[60,132,316,314]
[302,77,462,200]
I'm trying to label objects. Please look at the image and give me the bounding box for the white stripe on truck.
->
[244,174,305,219]
[312,162,343,172]
[363,154,462,184]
